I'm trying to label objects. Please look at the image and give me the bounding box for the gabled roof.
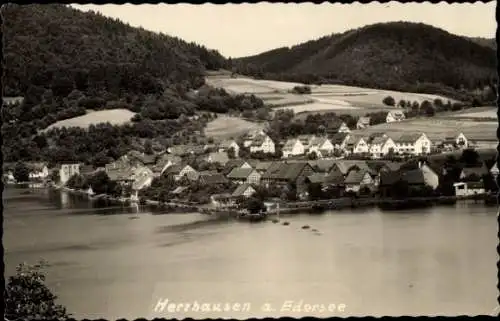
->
[250,134,270,147]
[253,161,275,172]
[370,136,389,145]
[219,139,238,149]
[283,139,301,151]
[207,152,229,164]
[344,170,370,184]
[379,170,401,186]
[127,150,156,165]
[393,133,423,144]
[310,159,336,172]
[309,136,330,148]
[164,164,192,175]
[261,162,312,181]
[324,172,345,185]
[333,160,370,175]
[306,173,329,184]
[227,167,256,179]
[330,132,350,145]
[401,169,426,185]
[232,183,256,197]
[199,173,228,185]
[107,168,135,181]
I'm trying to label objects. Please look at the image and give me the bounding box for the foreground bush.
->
[5,261,70,320]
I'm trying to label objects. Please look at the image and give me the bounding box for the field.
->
[204,115,265,141]
[447,107,497,119]
[206,76,458,116]
[352,117,497,139]
[44,109,136,131]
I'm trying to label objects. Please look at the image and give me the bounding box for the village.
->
[3,109,498,213]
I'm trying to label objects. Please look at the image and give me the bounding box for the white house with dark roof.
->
[386,111,406,123]
[308,137,334,158]
[392,133,431,156]
[249,134,275,154]
[218,139,240,158]
[369,137,397,158]
[282,138,305,158]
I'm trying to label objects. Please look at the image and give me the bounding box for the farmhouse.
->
[218,139,240,158]
[232,183,257,198]
[243,129,267,147]
[356,117,371,129]
[329,160,371,178]
[386,111,406,123]
[297,135,316,149]
[130,166,155,201]
[392,133,431,156]
[330,132,350,151]
[349,137,370,155]
[227,168,261,185]
[222,159,253,175]
[282,138,305,158]
[368,137,397,158]
[163,164,198,181]
[344,170,374,193]
[150,154,182,177]
[261,162,315,195]
[249,134,275,154]
[198,172,229,186]
[127,150,156,167]
[308,137,334,158]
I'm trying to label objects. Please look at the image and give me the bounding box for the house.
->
[150,154,182,177]
[218,139,240,158]
[309,159,336,173]
[249,134,275,154]
[130,166,155,201]
[455,133,469,149]
[282,139,305,158]
[326,120,351,135]
[232,183,257,198]
[308,137,334,158]
[386,111,406,123]
[378,162,439,197]
[205,152,230,165]
[106,167,135,186]
[453,181,486,197]
[351,137,370,155]
[211,193,236,208]
[261,162,315,196]
[59,163,82,185]
[344,170,374,193]
[329,160,372,178]
[356,117,371,129]
[163,164,198,181]
[198,173,229,185]
[297,135,316,150]
[368,137,397,158]
[243,129,266,147]
[222,159,253,175]
[330,132,351,151]
[226,168,261,185]
[127,150,157,167]
[392,133,431,156]
[251,161,276,174]
[26,162,50,180]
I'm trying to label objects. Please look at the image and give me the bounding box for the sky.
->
[71,2,497,58]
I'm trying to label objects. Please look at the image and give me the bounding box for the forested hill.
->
[233,22,497,100]
[3,3,228,96]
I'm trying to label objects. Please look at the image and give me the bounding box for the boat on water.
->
[238,210,268,222]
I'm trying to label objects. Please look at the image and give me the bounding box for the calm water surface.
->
[3,187,498,318]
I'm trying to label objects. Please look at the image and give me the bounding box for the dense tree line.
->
[233,22,497,103]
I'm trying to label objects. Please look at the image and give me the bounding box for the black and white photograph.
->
[2,1,498,319]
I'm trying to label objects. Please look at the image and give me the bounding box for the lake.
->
[3,187,498,318]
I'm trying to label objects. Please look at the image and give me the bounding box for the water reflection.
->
[3,187,498,318]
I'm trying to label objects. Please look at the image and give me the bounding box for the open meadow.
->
[204,115,266,141]
[206,75,458,116]
[445,107,497,119]
[43,109,136,131]
[352,117,497,139]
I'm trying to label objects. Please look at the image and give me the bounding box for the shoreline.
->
[24,184,497,218]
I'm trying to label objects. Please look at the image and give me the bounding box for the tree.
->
[144,139,153,155]
[49,169,60,183]
[460,149,480,167]
[398,100,406,108]
[307,182,323,200]
[433,98,444,110]
[5,261,70,321]
[87,171,113,195]
[424,104,435,117]
[244,197,266,214]
[382,96,395,106]
[308,151,318,160]
[420,100,432,116]
[227,147,236,159]
[14,162,30,182]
